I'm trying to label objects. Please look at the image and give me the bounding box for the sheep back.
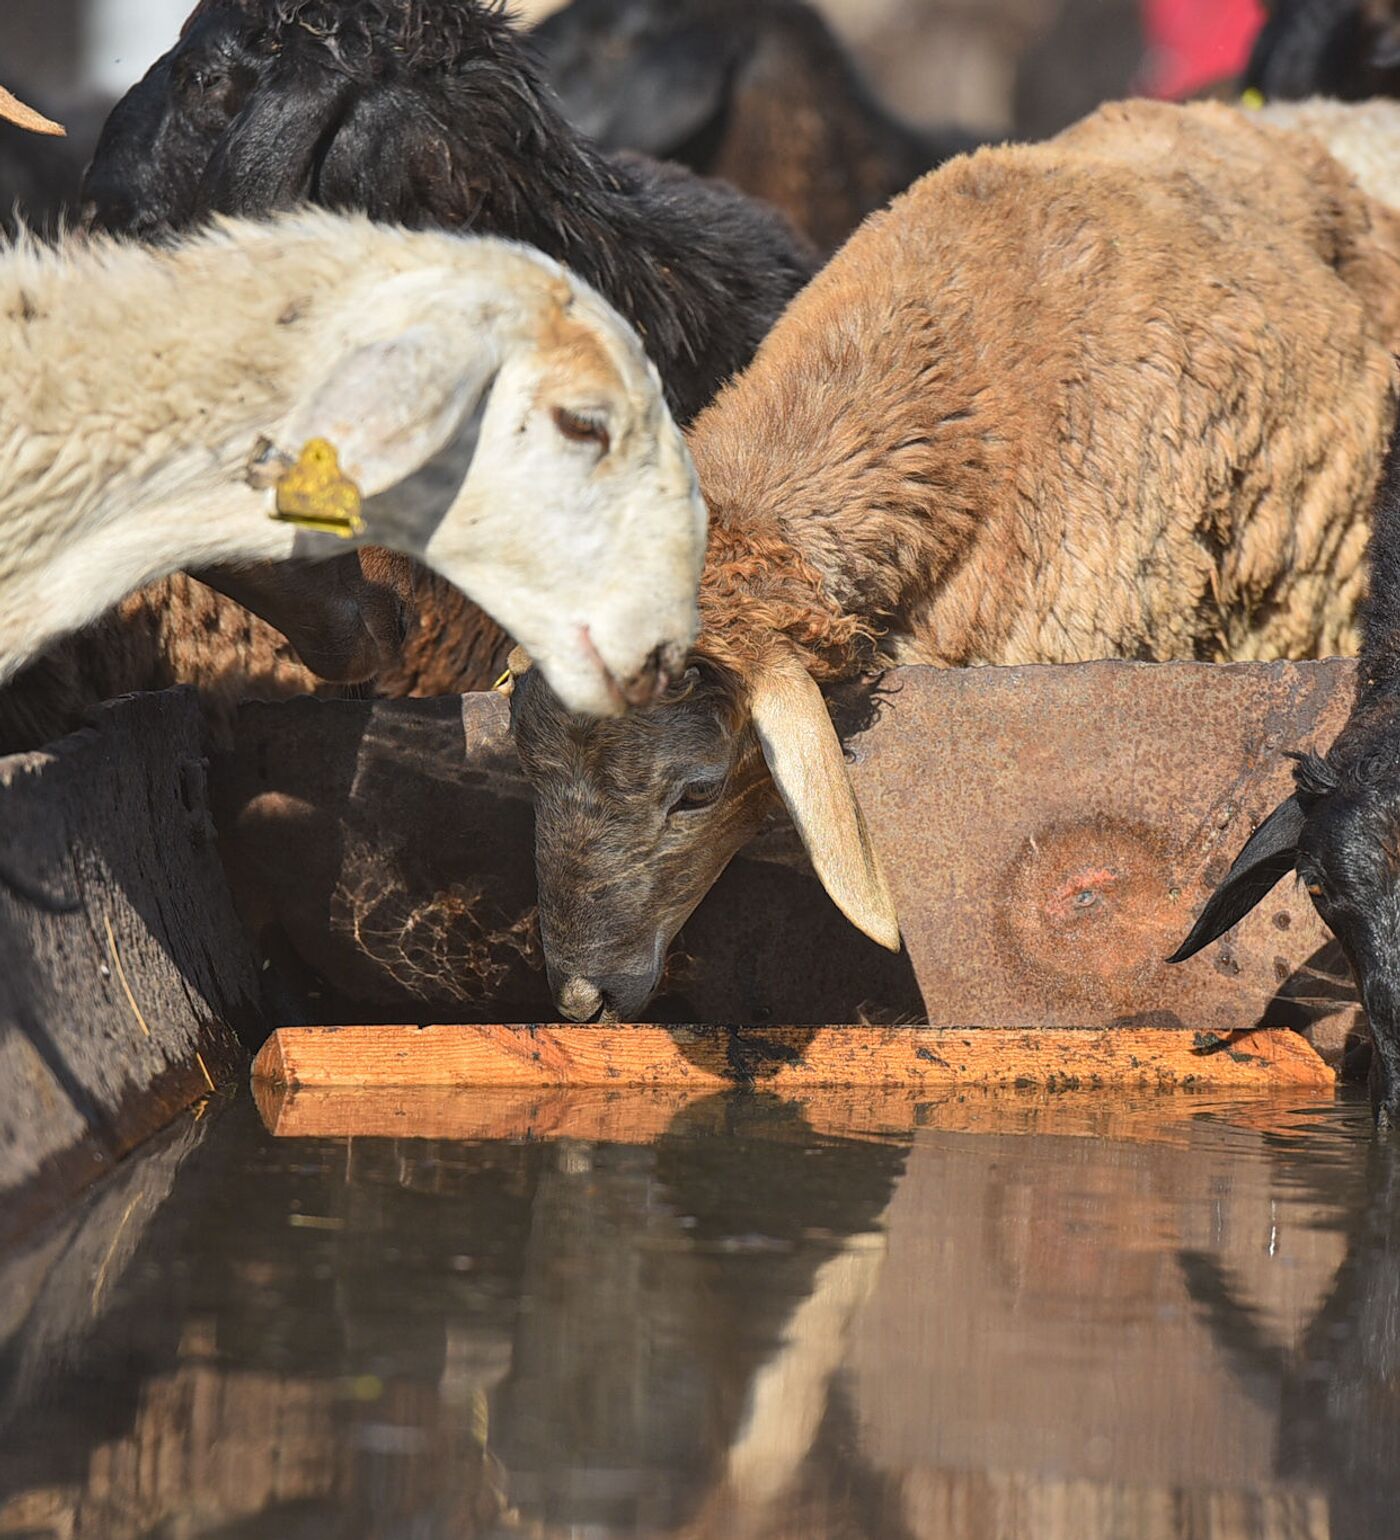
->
[687,99,1400,673]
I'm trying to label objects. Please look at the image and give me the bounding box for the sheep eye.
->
[552,406,610,455]
[670,778,725,815]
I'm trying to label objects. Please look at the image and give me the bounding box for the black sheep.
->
[1171,398,1400,1127]
[1245,0,1400,101]
[82,0,816,427]
[531,0,981,255]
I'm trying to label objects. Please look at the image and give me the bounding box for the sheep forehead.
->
[531,298,645,410]
[516,681,728,803]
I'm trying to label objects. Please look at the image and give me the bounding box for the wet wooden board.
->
[253,1079,1337,1147]
[252,1023,1335,1096]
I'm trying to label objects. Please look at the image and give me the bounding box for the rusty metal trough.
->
[0,658,1364,1236]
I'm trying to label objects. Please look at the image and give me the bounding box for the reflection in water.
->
[0,1089,1396,1539]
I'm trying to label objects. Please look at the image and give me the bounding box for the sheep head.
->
[1168,711,1400,1129]
[511,640,899,1022]
[81,0,554,237]
[251,240,706,718]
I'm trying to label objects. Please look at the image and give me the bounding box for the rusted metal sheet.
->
[848,659,1361,1049]
[0,691,259,1243]
[213,661,1362,1051]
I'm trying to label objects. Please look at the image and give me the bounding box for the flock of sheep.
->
[7,0,1400,1122]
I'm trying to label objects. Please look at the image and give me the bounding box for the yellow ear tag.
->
[1240,88,1265,110]
[493,670,514,696]
[271,438,365,539]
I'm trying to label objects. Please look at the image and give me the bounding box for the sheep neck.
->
[685,295,1013,684]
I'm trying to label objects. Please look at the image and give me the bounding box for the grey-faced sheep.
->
[0,210,707,719]
[530,0,982,255]
[66,0,816,720]
[1170,408,1400,1128]
[509,98,1400,1023]
[1245,0,1400,101]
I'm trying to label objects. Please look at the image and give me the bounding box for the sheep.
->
[1254,96,1400,210]
[508,98,1400,1024]
[66,0,816,724]
[1245,0,1400,102]
[0,552,507,754]
[0,209,707,721]
[529,0,982,255]
[1169,410,1400,1127]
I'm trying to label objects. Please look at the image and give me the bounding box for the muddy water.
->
[0,1087,1397,1539]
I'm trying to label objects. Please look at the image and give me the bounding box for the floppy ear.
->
[279,324,498,503]
[0,85,64,136]
[750,652,901,952]
[196,53,356,214]
[1168,795,1307,964]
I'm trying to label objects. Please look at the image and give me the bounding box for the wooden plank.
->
[253,1079,1336,1146]
[251,1024,1335,1094]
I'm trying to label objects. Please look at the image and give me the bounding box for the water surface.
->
[1,1087,1396,1539]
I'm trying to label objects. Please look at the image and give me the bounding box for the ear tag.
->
[270,438,365,539]
[1240,88,1265,110]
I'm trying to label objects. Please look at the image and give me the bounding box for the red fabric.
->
[1138,0,1266,99]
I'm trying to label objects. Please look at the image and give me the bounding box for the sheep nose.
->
[558,976,605,1023]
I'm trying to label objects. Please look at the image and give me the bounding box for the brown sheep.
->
[510,98,1400,1023]
[0,559,490,755]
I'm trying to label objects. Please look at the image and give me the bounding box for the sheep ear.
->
[750,653,901,952]
[0,86,64,136]
[1167,795,1307,964]
[197,54,355,214]
[281,325,495,504]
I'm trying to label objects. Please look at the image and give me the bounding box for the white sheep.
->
[1255,96,1400,210]
[0,209,707,717]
